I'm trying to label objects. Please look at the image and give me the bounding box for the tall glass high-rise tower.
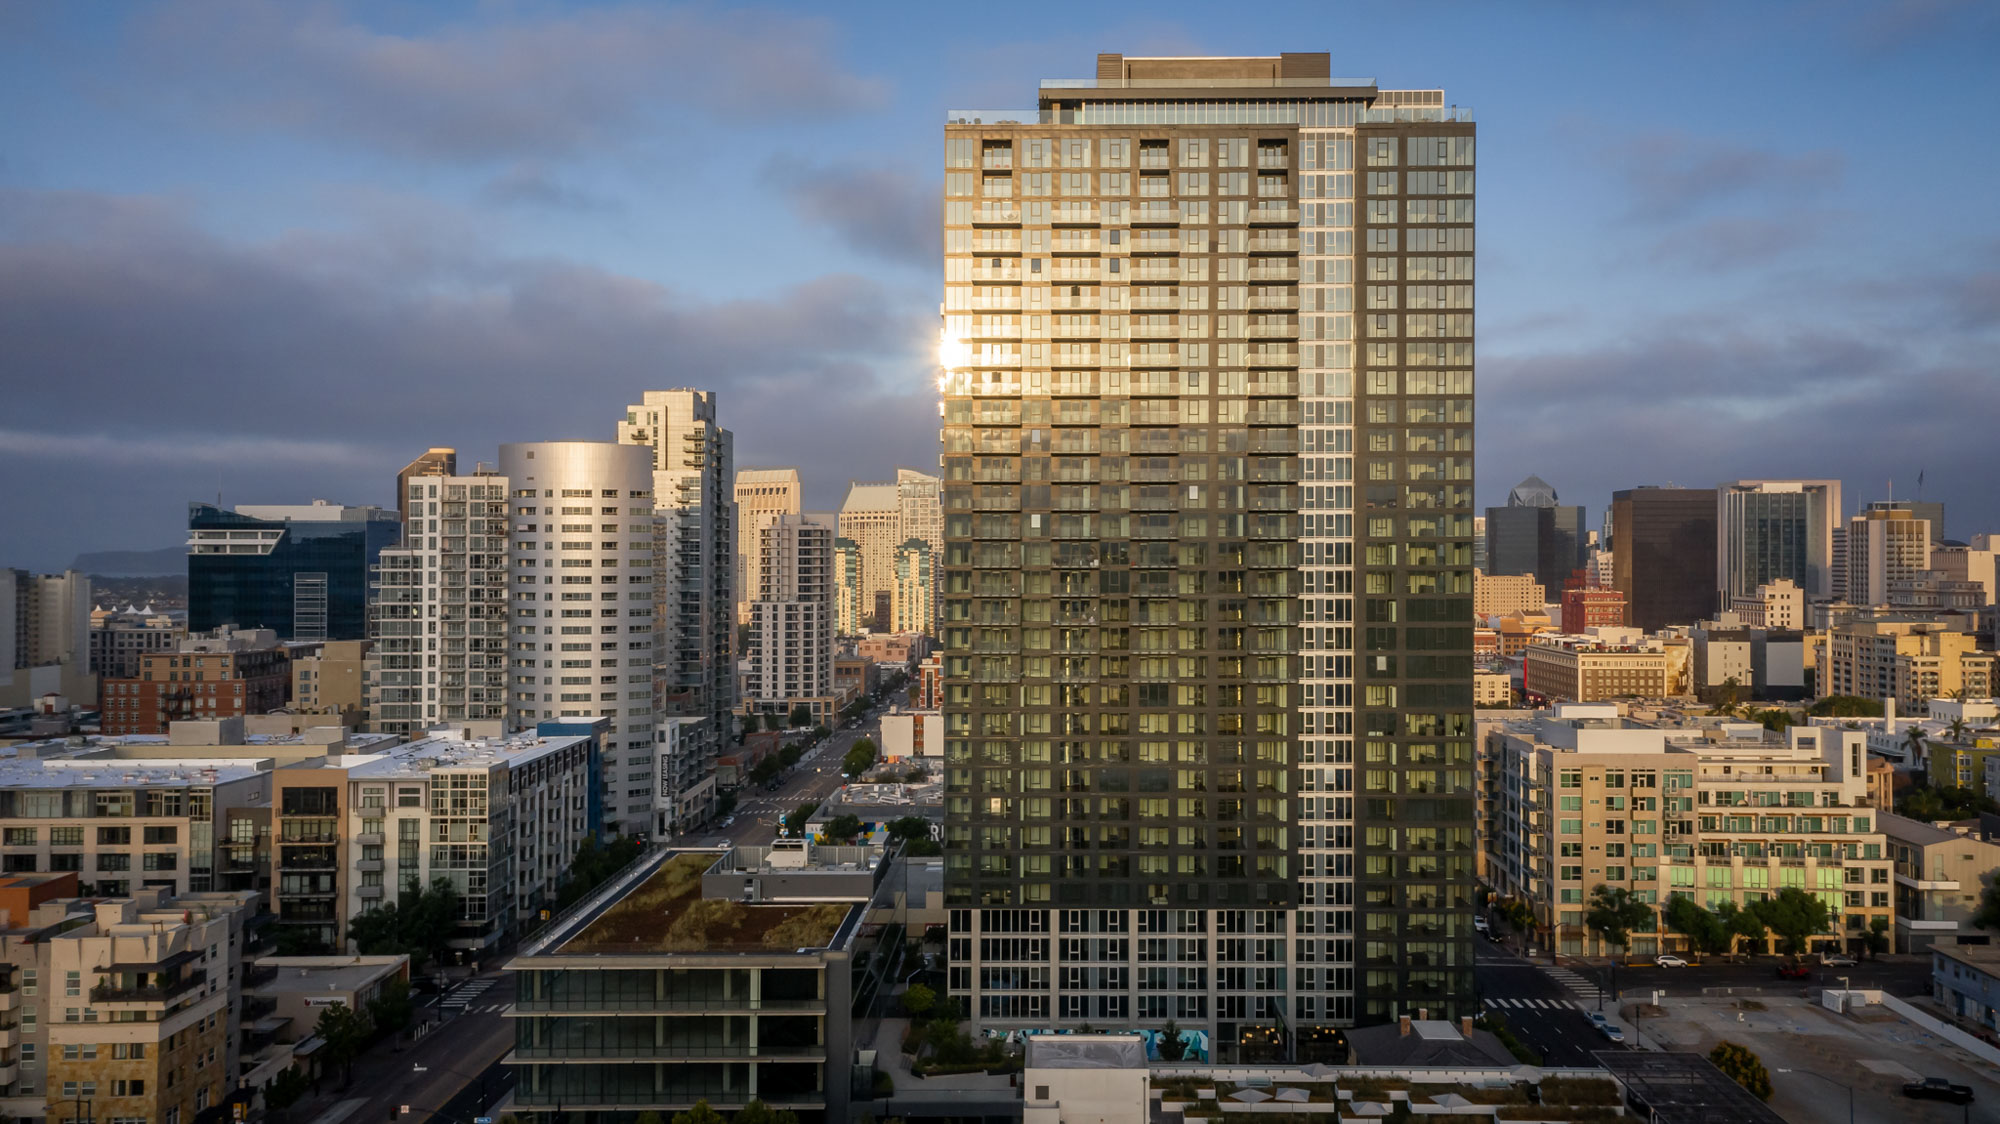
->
[940,53,1475,1053]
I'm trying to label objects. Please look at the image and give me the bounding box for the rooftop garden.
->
[560,853,848,954]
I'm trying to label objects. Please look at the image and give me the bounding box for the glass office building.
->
[187,501,401,641]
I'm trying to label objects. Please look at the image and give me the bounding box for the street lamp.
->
[1776,1068,1853,1124]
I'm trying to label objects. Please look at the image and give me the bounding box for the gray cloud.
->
[129,1,889,161]
[0,187,935,569]
[481,163,621,212]
[764,157,940,268]
[1648,214,1833,271]
[1603,131,1845,223]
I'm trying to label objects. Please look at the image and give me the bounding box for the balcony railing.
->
[93,969,207,1004]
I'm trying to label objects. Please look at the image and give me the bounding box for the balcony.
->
[0,989,15,1013]
[974,203,1022,224]
[358,859,385,873]
[93,968,207,1005]
[971,265,1021,283]
[359,883,385,899]
[356,832,386,846]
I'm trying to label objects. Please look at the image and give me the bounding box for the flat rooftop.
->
[251,960,401,995]
[0,757,269,789]
[559,852,851,955]
[339,731,592,778]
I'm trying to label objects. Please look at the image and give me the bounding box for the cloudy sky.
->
[3,0,1997,570]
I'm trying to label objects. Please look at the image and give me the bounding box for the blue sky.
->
[3,0,1998,569]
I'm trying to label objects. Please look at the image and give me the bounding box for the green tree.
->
[789,704,815,728]
[1583,884,1652,955]
[1709,676,1744,715]
[1898,784,1999,822]
[1662,896,1729,957]
[748,756,783,786]
[1905,724,1930,763]
[822,814,864,842]
[905,838,943,856]
[783,802,821,837]
[273,926,331,956]
[1808,695,1884,718]
[736,1102,802,1124]
[903,982,937,1019]
[1752,709,1795,732]
[1862,916,1892,957]
[780,744,804,768]
[844,738,879,777]
[813,724,831,741]
[314,1001,373,1087]
[366,975,413,1034]
[1946,716,1970,742]
[637,1113,669,1124]
[1157,1018,1189,1061]
[1973,872,2000,933]
[1708,1041,1773,1100]
[265,1065,309,1121]
[1717,901,1767,956]
[1746,887,1831,955]
[346,878,460,973]
[669,1101,726,1124]
[886,816,933,841]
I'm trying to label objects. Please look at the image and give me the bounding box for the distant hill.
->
[70,547,186,577]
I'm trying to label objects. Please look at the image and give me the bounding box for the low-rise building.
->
[288,639,369,724]
[1560,582,1627,634]
[879,709,942,760]
[1473,670,1513,708]
[1881,812,2000,951]
[1484,704,1891,957]
[1522,631,1682,703]
[1688,615,1807,701]
[88,606,184,681]
[1933,943,2000,1033]
[100,630,292,736]
[1731,578,1806,630]
[506,849,862,1120]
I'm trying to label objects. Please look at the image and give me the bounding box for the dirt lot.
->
[1636,996,2000,1124]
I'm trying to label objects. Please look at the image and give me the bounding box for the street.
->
[297,971,518,1124]
[671,687,909,850]
[1475,941,1626,1066]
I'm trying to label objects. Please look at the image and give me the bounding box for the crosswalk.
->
[440,977,496,1014]
[1482,997,1589,1011]
[1545,963,1606,1007]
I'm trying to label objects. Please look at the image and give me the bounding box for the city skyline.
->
[4,1,2000,569]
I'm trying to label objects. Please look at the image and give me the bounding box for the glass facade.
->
[942,55,1475,1043]
[187,503,401,640]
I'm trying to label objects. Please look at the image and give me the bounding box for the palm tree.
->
[1946,717,1969,743]
[1904,724,1928,762]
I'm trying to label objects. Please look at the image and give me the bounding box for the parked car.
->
[1903,1078,1975,1104]
[1820,953,1856,968]
[1776,962,1811,980]
[1587,1012,1609,1028]
[1654,954,1689,968]
[1472,917,1490,934]
[1597,1023,1625,1044]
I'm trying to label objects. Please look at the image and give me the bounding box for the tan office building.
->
[1821,619,1995,714]
[290,639,369,723]
[1474,571,1546,619]
[1521,634,1677,703]
[733,467,802,626]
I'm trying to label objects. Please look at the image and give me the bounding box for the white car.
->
[1472,917,1490,933]
[1655,954,1689,968]
[1820,953,1856,968]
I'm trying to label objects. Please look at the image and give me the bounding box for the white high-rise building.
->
[0,567,94,708]
[615,390,736,828]
[733,467,803,626]
[371,469,512,734]
[745,515,836,723]
[498,441,663,833]
[838,480,901,630]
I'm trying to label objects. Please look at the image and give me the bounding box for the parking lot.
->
[1633,994,2000,1124]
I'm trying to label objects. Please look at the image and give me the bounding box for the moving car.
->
[1587,1012,1609,1028]
[1472,917,1490,934]
[1654,954,1689,968]
[1903,1078,1975,1104]
[1596,1023,1625,1044]
[1776,962,1811,980]
[1820,953,1856,967]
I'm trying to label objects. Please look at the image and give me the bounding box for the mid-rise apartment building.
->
[942,50,1474,1043]
[395,447,458,533]
[269,725,599,953]
[615,392,736,833]
[187,501,401,642]
[893,538,935,639]
[498,441,664,834]
[1716,480,1841,604]
[1484,705,1891,957]
[832,538,864,636]
[1522,632,1680,703]
[1882,812,2000,951]
[0,881,258,1124]
[2,569,95,710]
[371,469,513,735]
[88,606,183,682]
[1821,619,1995,714]
[745,515,837,725]
[734,467,803,625]
[100,631,291,736]
[290,638,369,723]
